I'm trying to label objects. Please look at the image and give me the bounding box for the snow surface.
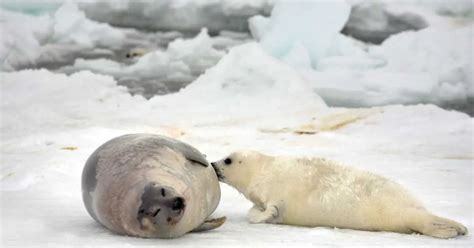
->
[1,45,473,247]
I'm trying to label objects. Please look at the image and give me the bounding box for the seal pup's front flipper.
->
[191,216,226,232]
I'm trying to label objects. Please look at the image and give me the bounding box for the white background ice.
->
[0,0,473,247]
[251,0,473,114]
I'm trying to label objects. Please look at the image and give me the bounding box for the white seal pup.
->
[82,134,224,238]
[211,150,467,239]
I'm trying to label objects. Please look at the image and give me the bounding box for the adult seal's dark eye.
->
[224,158,232,165]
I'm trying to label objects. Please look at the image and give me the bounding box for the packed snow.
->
[1,0,473,247]
[1,69,472,247]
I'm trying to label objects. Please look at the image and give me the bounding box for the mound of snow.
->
[149,42,327,126]
[299,25,473,113]
[1,43,327,134]
[372,26,473,108]
[0,70,147,139]
[78,0,273,33]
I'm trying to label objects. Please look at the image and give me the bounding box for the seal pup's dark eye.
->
[224,158,232,165]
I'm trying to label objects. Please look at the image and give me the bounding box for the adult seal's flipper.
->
[191,217,226,233]
[174,142,209,167]
[147,135,209,167]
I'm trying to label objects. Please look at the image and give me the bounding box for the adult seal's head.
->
[81,134,224,238]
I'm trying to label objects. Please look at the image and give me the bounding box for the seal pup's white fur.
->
[211,150,467,239]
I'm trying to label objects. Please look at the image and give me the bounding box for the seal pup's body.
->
[212,151,467,239]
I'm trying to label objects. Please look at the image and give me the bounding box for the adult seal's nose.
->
[211,162,216,167]
[137,184,186,227]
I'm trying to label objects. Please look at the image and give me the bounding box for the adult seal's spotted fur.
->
[81,134,224,238]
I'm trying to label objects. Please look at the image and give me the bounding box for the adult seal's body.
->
[82,134,224,238]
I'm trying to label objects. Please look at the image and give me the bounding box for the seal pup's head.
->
[211,150,270,191]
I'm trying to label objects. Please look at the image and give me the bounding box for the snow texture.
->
[1,68,472,247]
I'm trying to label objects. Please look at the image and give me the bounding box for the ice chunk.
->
[0,1,62,16]
[0,3,126,71]
[415,0,473,17]
[249,1,473,114]
[342,2,428,44]
[248,15,270,41]
[0,9,53,70]
[250,1,376,71]
[299,25,473,114]
[255,1,351,68]
[1,3,207,72]
[59,29,227,98]
[280,43,312,69]
[52,3,124,50]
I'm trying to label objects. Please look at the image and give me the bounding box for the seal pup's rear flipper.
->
[191,216,226,232]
